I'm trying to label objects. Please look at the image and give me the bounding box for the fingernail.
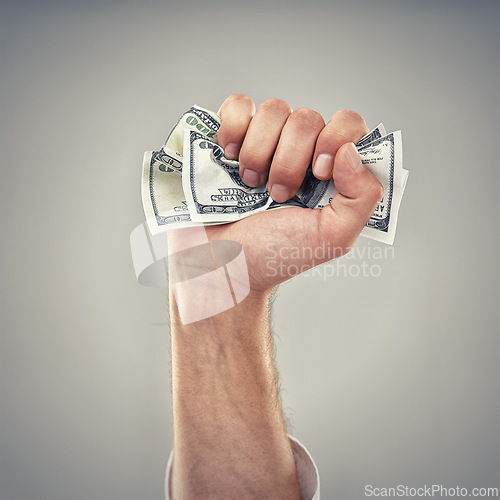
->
[242,169,260,187]
[346,142,364,172]
[224,142,239,160]
[270,184,290,203]
[313,153,334,178]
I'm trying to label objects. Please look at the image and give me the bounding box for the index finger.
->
[217,94,255,160]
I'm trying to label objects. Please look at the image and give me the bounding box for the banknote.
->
[357,123,386,148]
[358,125,407,193]
[182,130,273,222]
[163,104,220,166]
[141,150,194,232]
[355,131,408,244]
[142,105,220,235]
[358,131,403,244]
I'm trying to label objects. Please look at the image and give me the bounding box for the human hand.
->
[172,94,384,295]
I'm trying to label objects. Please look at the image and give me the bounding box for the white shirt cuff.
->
[164,434,320,499]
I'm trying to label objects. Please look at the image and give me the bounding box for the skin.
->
[168,95,383,499]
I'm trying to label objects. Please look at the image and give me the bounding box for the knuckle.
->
[320,127,350,144]
[226,93,254,108]
[334,108,365,124]
[259,98,292,116]
[320,109,368,146]
[332,109,368,135]
[219,94,255,116]
[291,107,324,128]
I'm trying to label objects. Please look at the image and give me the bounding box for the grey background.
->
[2,0,499,498]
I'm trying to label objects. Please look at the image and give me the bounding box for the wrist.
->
[168,229,274,324]
[168,238,273,325]
[169,285,271,334]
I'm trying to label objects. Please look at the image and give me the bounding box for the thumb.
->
[318,142,383,253]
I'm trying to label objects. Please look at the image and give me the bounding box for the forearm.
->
[169,288,301,500]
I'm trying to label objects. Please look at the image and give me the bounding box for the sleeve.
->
[164,435,320,500]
